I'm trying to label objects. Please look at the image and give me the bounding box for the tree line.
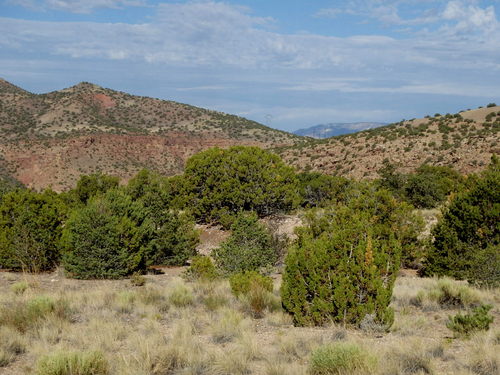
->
[0,146,497,327]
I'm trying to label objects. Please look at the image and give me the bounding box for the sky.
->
[1,0,499,131]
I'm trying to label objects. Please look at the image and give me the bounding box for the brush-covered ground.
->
[0,269,498,375]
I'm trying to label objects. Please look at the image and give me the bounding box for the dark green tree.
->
[72,173,120,204]
[127,170,199,266]
[420,156,499,286]
[378,159,406,200]
[297,172,352,207]
[404,165,464,209]
[281,206,401,327]
[0,189,66,272]
[213,212,276,274]
[61,189,149,279]
[146,211,199,266]
[183,146,299,224]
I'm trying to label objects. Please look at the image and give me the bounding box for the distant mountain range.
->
[293,122,387,138]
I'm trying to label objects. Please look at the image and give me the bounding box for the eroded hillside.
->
[0,79,298,190]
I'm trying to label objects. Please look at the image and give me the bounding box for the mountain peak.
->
[65,81,104,93]
[0,78,28,94]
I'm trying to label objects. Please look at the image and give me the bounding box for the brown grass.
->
[0,270,498,374]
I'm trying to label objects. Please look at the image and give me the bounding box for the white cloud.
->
[6,0,146,13]
[1,0,499,129]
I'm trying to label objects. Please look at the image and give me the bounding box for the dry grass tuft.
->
[36,350,109,375]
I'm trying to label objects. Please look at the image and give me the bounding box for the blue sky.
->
[1,0,499,131]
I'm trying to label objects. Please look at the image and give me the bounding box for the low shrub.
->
[0,296,71,332]
[230,271,275,318]
[130,272,146,287]
[36,350,109,375]
[309,343,376,375]
[213,212,277,274]
[184,255,218,281]
[229,271,273,296]
[446,304,494,337]
[414,278,481,308]
[282,205,400,327]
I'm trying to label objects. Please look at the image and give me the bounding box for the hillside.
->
[280,106,500,178]
[0,79,298,191]
[293,122,386,138]
[1,79,498,190]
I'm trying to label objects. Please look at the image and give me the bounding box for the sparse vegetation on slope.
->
[0,80,298,191]
[279,106,500,179]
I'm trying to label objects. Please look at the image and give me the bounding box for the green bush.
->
[184,255,218,281]
[213,212,277,274]
[145,211,199,266]
[61,190,149,279]
[446,304,494,337]
[36,350,109,375]
[297,172,352,207]
[404,164,464,209]
[0,176,24,203]
[127,170,200,267]
[183,146,299,224]
[72,173,119,204]
[309,343,376,375]
[229,271,273,296]
[0,189,66,272]
[421,156,499,286]
[229,271,275,318]
[281,205,401,327]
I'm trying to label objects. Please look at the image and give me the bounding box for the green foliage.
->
[229,271,273,296]
[229,271,276,318]
[348,185,424,268]
[486,103,497,108]
[145,211,199,266]
[213,212,277,274]
[183,146,299,224]
[36,350,109,375]
[72,173,119,204]
[184,255,218,281]
[378,159,406,200]
[61,189,149,279]
[378,161,464,209]
[421,156,499,286]
[127,170,200,267]
[297,172,352,207]
[281,204,401,327]
[309,343,377,375]
[446,304,494,337]
[0,176,24,203]
[0,189,66,272]
[404,164,464,209]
